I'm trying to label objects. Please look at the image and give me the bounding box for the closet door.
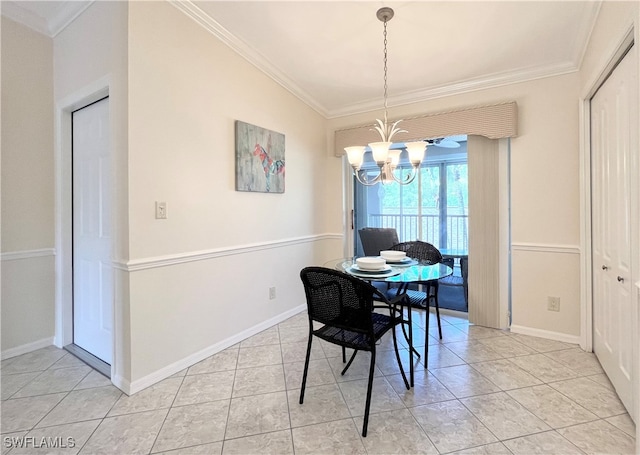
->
[591,47,637,417]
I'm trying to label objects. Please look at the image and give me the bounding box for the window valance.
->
[334,101,518,157]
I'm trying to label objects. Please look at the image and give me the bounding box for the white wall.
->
[1,17,55,356]
[328,72,582,340]
[125,2,342,386]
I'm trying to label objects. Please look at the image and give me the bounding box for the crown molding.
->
[1,1,49,36]
[169,0,330,118]
[328,60,580,119]
[1,1,93,37]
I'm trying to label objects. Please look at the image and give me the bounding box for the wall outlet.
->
[155,201,167,219]
[269,287,276,300]
[547,296,560,312]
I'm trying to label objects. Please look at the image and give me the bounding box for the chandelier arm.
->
[354,168,383,186]
[389,165,419,185]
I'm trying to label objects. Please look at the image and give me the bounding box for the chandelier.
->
[345,7,427,186]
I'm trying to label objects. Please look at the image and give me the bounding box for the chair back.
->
[358,228,399,256]
[390,240,443,264]
[300,267,377,334]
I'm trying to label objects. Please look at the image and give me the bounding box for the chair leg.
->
[342,346,346,363]
[299,333,313,404]
[361,348,377,437]
[391,323,410,390]
[433,283,443,340]
[341,349,359,376]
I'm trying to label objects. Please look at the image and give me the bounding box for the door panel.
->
[73,97,112,364]
[591,48,636,416]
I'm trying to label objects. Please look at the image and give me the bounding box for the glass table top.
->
[323,258,452,283]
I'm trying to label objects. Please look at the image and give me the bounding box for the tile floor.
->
[1,309,636,454]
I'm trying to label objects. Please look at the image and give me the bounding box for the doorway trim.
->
[54,75,113,378]
[579,27,634,352]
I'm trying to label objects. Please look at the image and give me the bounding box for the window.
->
[354,136,468,256]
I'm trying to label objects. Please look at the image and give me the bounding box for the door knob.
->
[602,265,608,270]
[617,276,624,282]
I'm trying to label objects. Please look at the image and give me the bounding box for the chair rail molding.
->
[1,248,56,261]
[511,242,580,255]
[115,233,343,272]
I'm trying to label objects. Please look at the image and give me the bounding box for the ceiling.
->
[2,1,601,118]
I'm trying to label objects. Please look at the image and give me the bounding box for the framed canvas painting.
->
[235,121,285,193]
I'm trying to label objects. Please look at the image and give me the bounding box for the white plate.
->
[347,267,401,279]
[351,264,391,272]
[382,257,414,265]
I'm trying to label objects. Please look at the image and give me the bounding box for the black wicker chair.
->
[439,257,469,310]
[358,227,399,256]
[299,266,410,437]
[387,241,445,349]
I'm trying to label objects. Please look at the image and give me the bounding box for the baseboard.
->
[126,304,307,395]
[509,324,581,345]
[1,337,55,360]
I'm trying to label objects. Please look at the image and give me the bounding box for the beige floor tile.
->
[558,419,636,454]
[507,384,598,429]
[232,364,284,398]
[509,334,574,353]
[1,347,67,375]
[225,391,290,440]
[549,377,628,418]
[174,370,235,405]
[508,353,579,383]
[471,359,543,391]
[36,386,122,428]
[461,392,551,440]
[448,442,512,454]
[477,335,537,357]
[279,340,324,364]
[429,324,468,342]
[459,325,508,340]
[1,372,40,400]
[430,364,501,398]
[236,345,282,369]
[74,370,112,390]
[12,420,101,455]
[291,419,366,454]
[283,358,336,390]
[80,410,167,454]
[109,377,183,416]
[221,430,293,455]
[356,408,438,454]
[152,400,230,453]
[605,413,636,437]
[410,399,498,453]
[1,431,28,455]
[50,354,90,370]
[0,393,67,433]
[156,442,223,454]
[503,430,585,454]
[187,348,238,375]
[239,327,280,348]
[5,311,633,455]
[288,383,351,427]
[338,377,405,417]
[424,344,466,369]
[13,366,92,398]
[326,351,384,382]
[387,369,455,407]
[543,348,604,376]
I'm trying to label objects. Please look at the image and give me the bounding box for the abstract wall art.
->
[235,120,285,193]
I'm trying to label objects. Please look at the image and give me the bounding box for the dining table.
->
[323,257,453,386]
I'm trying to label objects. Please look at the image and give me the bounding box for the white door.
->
[591,48,637,417]
[73,97,113,364]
